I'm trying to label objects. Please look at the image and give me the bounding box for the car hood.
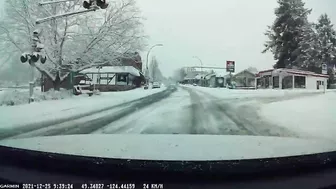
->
[0,134,335,161]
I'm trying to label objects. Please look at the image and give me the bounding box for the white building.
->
[256,68,328,90]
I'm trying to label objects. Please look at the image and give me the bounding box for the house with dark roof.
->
[40,52,145,92]
[232,69,257,88]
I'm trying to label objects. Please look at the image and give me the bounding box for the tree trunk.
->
[53,74,61,91]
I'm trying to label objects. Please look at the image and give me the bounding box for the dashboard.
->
[1,145,336,189]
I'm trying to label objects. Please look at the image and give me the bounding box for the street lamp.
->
[193,56,203,86]
[145,44,163,84]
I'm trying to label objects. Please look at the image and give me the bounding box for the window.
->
[282,76,293,89]
[116,74,128,85]
[273,76,279,88]
[117,74,127,82]
[99,74,108,84]
[294,76,306,88]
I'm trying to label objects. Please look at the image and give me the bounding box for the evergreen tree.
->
[315,14,336,69]
[294,22,322,72]
[263,0,311,69]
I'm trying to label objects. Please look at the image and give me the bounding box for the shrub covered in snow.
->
[0,88,73,106]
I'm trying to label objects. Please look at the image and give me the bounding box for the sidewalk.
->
[0,87,166,129]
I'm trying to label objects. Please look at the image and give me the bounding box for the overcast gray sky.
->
[0,0,335,77]
[138,0,336,76]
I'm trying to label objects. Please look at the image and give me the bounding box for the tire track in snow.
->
[3,87,176,140]
[194,89,299,137]
[183,87,247,135]
[95,87,189,134]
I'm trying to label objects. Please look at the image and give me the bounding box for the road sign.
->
[185,67,196,73]
[322,63,328,75]
[226,61,235,72]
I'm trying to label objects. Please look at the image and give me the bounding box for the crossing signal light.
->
[96,0,108,9]
[83,0,93,9]
[20,54,28,63]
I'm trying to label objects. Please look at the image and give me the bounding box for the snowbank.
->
[183,85,336,99]
[0,87,167,129]
[260,93,336,141]
[0,88,72,106]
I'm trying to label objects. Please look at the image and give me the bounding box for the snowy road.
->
[0,86,176,140]
[0,85,303,140]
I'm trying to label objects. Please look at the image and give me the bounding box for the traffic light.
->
[40,55,47,64]
[96,0,108,9]
[83,0,108,10]
[20,53,28,63]
[30,52,40,63]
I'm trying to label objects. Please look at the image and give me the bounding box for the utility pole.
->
[20,29,47,103]
[192,56,203,86]
[21,0,109,103]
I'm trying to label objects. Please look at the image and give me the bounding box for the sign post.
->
[322,63,328,93]
[226,61,235,73]
[226,61,235,88]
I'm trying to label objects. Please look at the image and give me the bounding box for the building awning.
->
[80,66,140,77]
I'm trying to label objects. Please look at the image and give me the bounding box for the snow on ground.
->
[260,92,336,141]
[0,87,72,106]
[93,87,192,134]
[183,84,336,99]
[0,87,166,129]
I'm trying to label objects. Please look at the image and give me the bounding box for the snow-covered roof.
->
[80,66,140,76]
[195,74,208,80]
[234,69,257,77]
[194,74,202,80]
[257,68,329,78]
[205,73,216,80]
[214,70,228,77]
[184,72,198,80]
[246,67,259,74]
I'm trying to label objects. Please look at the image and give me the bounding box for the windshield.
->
[0,0,336,161]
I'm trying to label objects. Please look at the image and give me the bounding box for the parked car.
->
[193,83,197,86]
[73,80,94,96]
[144,84,149,90]
[152,82,161,88]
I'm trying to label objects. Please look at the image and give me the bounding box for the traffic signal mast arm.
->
[36,8,98,24]
[38,0,77,6]
[36,0,108,24]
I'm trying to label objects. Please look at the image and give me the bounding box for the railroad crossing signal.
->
[83,0,109,9]
[20,30,47,64]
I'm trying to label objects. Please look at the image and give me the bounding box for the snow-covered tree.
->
[263,0,311,68]
[0,0,146,90]
[149,56,163,82]
[294,22,322,71]
[315,14,336,68]
[172,68,186,82]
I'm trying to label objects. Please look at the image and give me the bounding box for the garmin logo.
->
[0,184,20,189]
